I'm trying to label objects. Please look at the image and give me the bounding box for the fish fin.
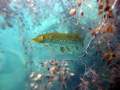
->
[49,46,55,56]
[81,44,84,49]
[42,45,48,47]
[65,47,72,54]
[60,47,65,53]
[81,33,86,48]
[75,29,81,36]
[75,46,78,51]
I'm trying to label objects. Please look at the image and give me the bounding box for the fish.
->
[30,29,85,55]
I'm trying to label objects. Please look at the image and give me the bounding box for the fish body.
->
[30,29,85,54]
[31,33,81,46]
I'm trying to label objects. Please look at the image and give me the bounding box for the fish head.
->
[30,35,45,43]
[30,33,53,43]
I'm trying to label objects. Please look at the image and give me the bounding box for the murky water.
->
[0,0,120,90]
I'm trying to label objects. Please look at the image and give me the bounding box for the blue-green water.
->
[0,0,120,90]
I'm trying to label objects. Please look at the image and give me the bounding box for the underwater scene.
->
[0,0,120,90]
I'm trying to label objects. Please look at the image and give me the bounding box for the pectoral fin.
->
[65,47,72,54]
[60,47,65,53]
[49,46,55,56]
[75,46,78,51]
[42,45,48,47]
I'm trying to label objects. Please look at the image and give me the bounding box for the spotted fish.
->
[30,29,85,55]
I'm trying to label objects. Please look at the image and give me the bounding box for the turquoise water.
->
[0,0,120,90]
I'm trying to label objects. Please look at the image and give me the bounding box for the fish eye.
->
[43,36,45,39]
[38,36,45,40]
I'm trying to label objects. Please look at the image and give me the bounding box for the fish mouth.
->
[30,39,37,43]
[30,38,44,43]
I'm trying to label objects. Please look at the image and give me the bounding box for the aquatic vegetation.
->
[0,0,120,90]
[27,60,75,90]
[62,0,93,25]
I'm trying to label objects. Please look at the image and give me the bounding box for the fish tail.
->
[81,34,86,48]
[82,33,86,41]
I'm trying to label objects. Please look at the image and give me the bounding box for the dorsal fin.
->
[74,29,81,35]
